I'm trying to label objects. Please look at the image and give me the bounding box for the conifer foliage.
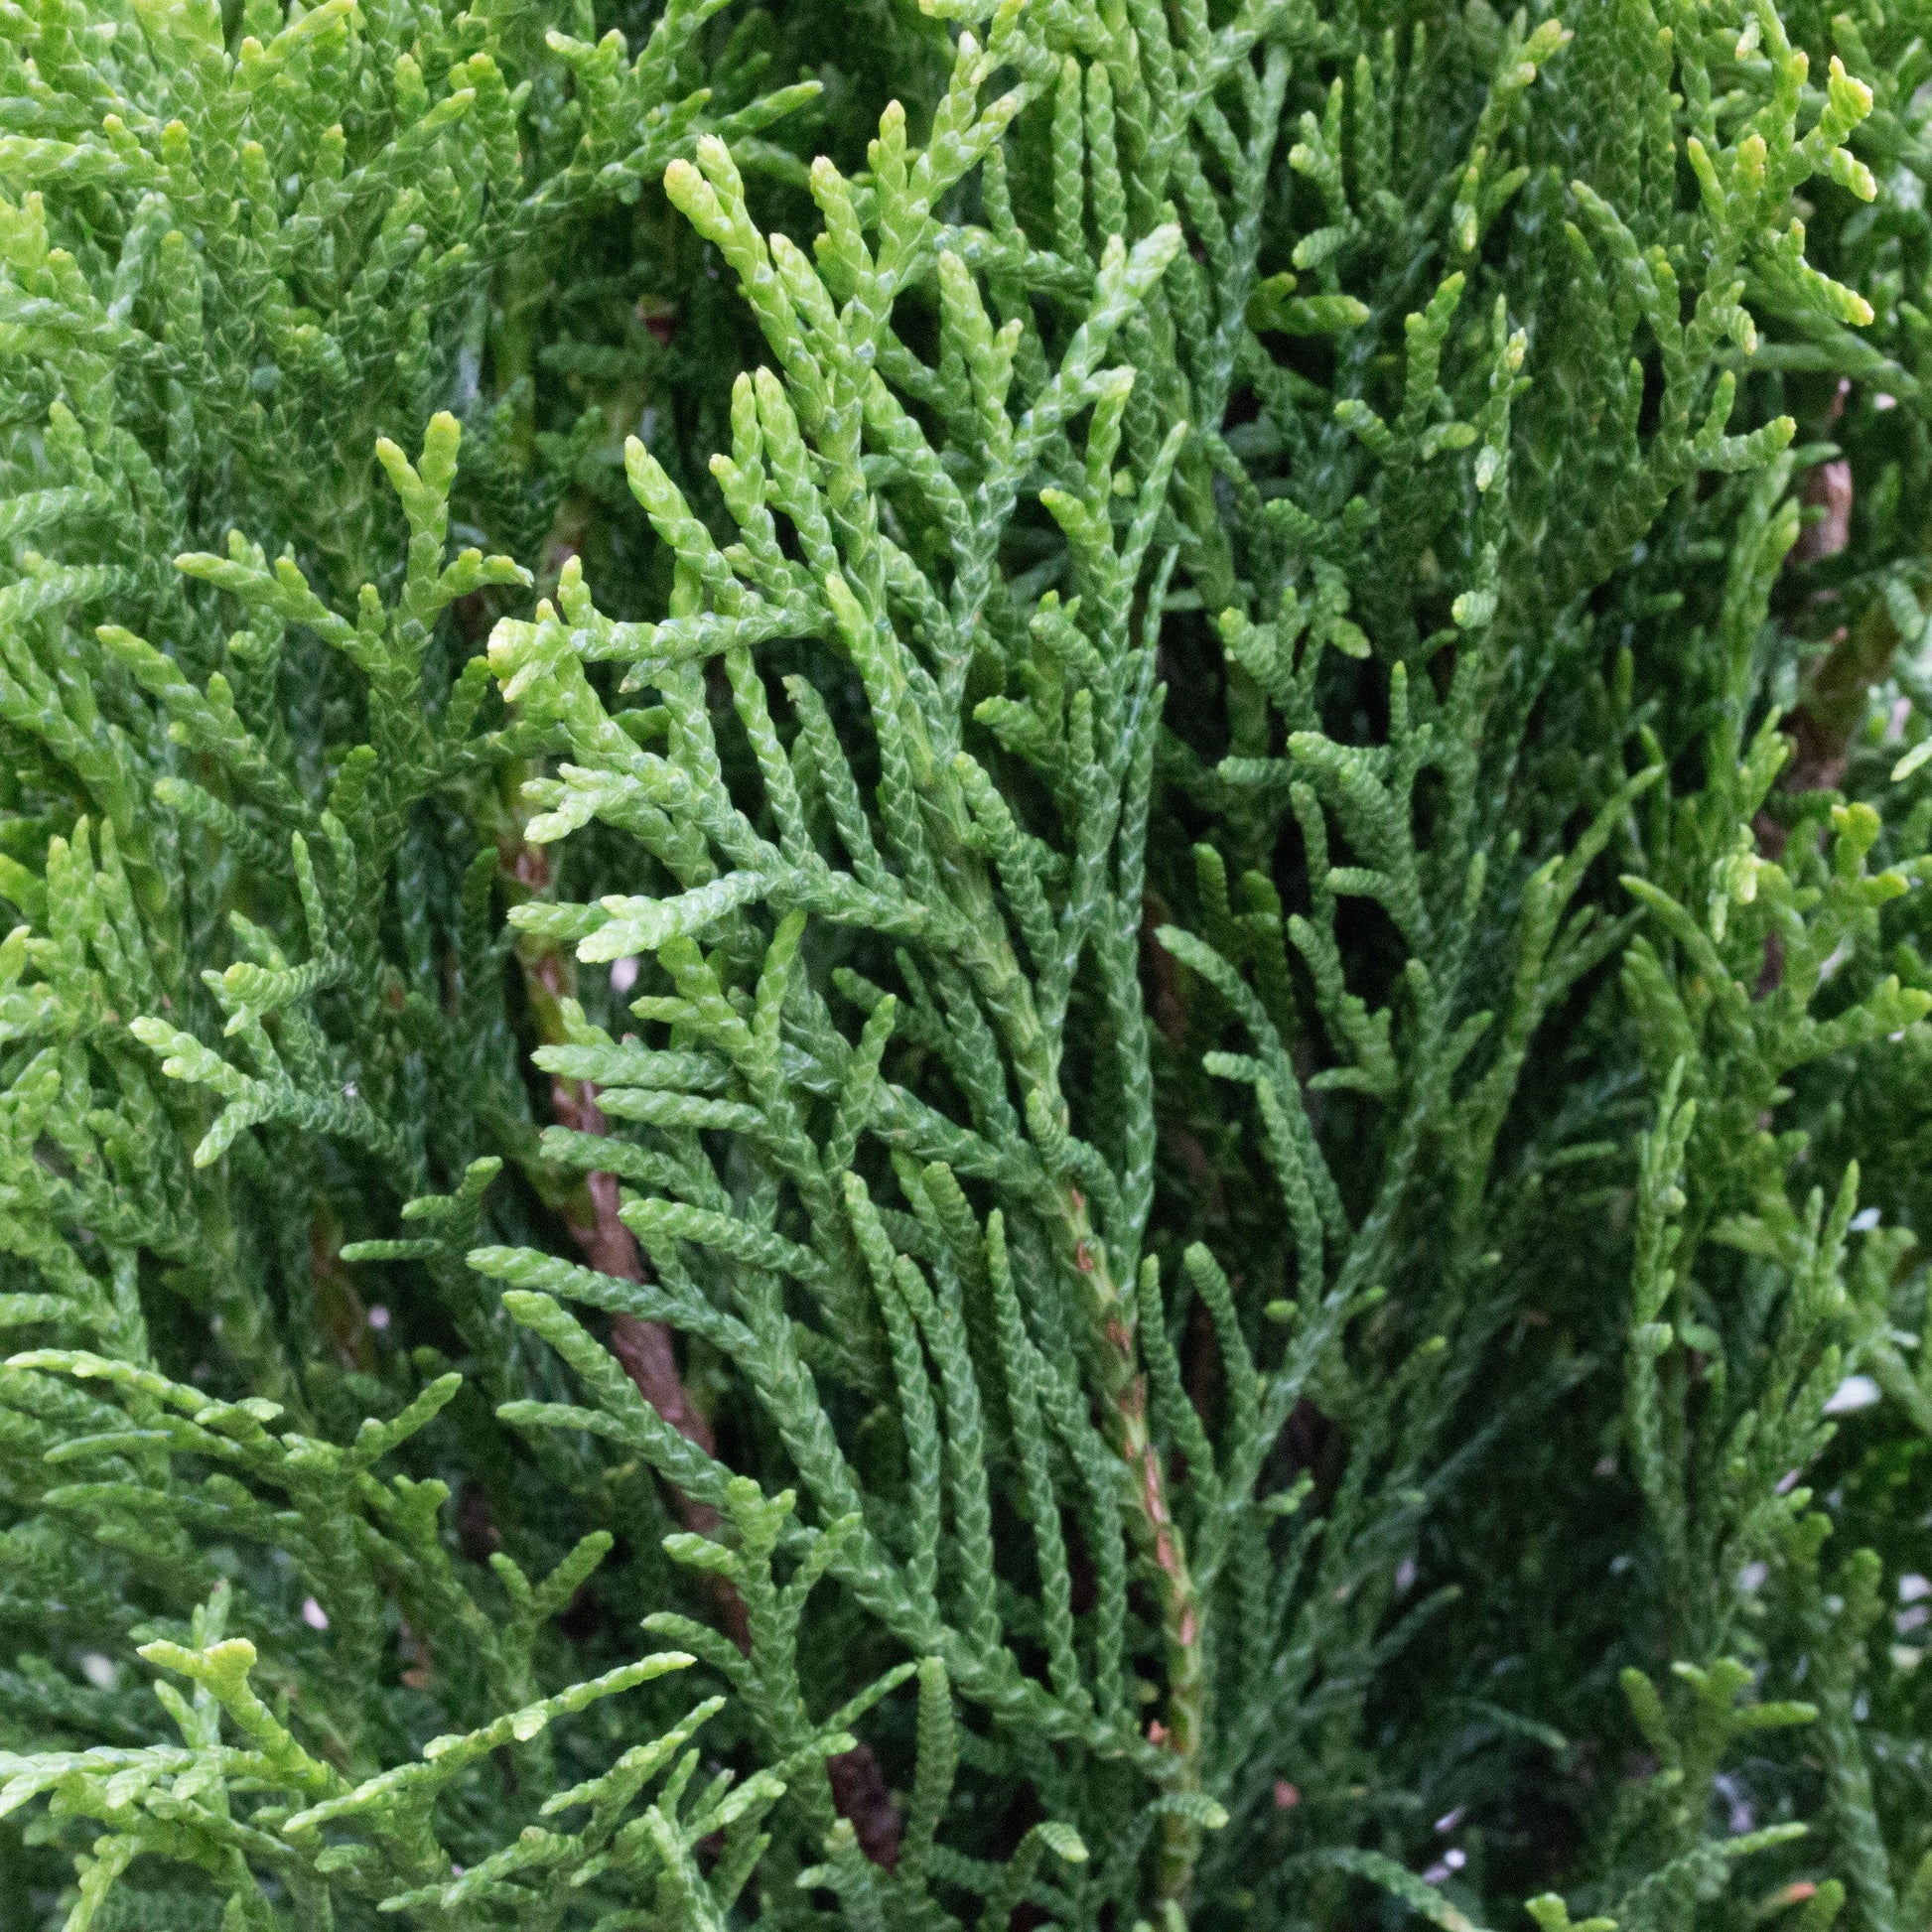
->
[1,0,1931,1920]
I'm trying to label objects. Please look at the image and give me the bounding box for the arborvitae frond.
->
[2,0,1932,1924]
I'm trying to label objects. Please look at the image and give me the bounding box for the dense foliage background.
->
[0,0,1930,1924]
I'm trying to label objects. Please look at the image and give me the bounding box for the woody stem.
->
[1057,1176,1205,1906]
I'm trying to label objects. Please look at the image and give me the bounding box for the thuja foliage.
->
[4,0,1932,1920]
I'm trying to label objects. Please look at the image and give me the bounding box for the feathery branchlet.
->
[0,0,1930,1924]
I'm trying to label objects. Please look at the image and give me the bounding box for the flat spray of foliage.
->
[1,0,1931,1922]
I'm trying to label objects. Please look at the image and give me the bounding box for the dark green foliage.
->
[1,0,1930,1924]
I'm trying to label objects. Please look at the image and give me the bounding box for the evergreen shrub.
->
[1,0,1930,1921]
